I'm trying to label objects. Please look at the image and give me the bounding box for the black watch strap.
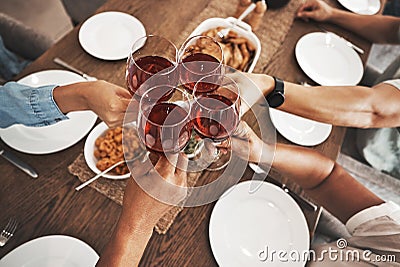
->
[273,77,284,94]
[266,77,285,108]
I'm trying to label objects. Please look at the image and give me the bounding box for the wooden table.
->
[0,0,374,265]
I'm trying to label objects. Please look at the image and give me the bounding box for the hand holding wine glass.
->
[192,74,241,171]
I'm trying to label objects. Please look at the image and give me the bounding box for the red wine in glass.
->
[192,94,239,142]
[126,55,177,100]
[180,53,222,93]
[138,103,192,153]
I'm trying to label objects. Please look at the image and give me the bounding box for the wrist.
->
[53,83,88,113]
[77,81,97,110]
[120,198,169,227]
[263,74,275,96]
[259,143,275,166]
[327,8,342,23]
[117,214,155,237]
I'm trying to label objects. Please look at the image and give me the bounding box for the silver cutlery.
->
[249,163,318,211]
[317,25,364,54]
[0,149,38,178]
[75,152,149,191]
[75,160,125,191]
[217,2,256,39]
[0,218,18,247]
[53,57,98,81]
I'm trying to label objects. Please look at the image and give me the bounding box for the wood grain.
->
[0,0,374,265]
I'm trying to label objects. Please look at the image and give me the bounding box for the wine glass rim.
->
[139,85,192,128]
[130,34,178,76]
[193,75,240,112]
[178,35,224,74]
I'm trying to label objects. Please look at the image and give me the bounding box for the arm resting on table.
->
[326,8,400,44]
[260,143,384,223]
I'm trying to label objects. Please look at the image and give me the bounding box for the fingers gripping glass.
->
[192,75,241,171]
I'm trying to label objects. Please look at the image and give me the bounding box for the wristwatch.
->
[265,77,285,108]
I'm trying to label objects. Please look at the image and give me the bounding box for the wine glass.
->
[192,74,241,171]
[137,85,193,154]
[178,35,224,93]
[126,35,178,101]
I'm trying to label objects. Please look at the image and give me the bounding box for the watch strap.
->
[265,76,285,108]
[273,77,284,94]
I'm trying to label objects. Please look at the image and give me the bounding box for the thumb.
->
[116,87,133,99]
[233,121,252,140]
[297,10,315,19]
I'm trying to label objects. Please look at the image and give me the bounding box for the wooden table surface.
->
[0,0,374,265]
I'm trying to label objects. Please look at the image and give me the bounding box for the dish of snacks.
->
[188,17,261,73]
[84,122,145,179]
[199,27,256,71]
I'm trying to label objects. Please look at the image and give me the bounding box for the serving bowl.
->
[188,17,261,73]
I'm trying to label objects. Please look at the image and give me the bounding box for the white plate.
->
[0,70,97,154]
[269,108,332,146]
[84,122,130,179]
[0,235,99,267]
[295,32,364,86]
[79,11,146,60]
[209,181,309,267]
[337,0,380,15]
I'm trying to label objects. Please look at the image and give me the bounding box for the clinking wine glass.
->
[126,35,179,101]
[137,85,193,155]
[178,35,224,94]
[192,74,241,171]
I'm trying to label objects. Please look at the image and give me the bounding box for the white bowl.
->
[189,17,261,73]
[84,122,136,179]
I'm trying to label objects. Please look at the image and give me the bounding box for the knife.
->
[249,163,317,211]
[316,25,364,54]
[0,149,38,178]
[53,58,98,81]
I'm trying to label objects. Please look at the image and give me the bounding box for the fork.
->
[75,160,125,191]
[217,2,256,39]
[0,218,18,246]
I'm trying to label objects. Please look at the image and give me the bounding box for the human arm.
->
[296,0,400,44]
[0,80,132,128]
[53,80,132,127]
[224,122,383,223]
[240,73,400,128]
[96,153,188,267]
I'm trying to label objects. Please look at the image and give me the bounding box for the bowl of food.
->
[188,17,261,73]
[84,122,146,179]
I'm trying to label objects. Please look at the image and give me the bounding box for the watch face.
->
[268,93,285,108]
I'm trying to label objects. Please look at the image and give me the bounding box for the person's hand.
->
[96,153,188,267]
[296,0,335,22]
[226,71,275,114]
[82,80,133,128]
[120,153,188,227]
[218,121,272,164]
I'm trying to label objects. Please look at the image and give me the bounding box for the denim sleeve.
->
[0,81,69,128]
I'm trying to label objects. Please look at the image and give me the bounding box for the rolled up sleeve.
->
[0,81,69,128]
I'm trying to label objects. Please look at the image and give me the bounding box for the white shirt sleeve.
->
[383,79,400,90]
[346,201,400,234]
